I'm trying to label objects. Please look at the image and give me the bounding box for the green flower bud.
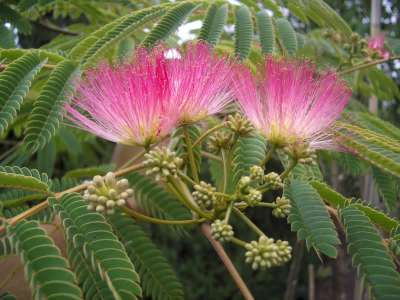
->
[244,188,262,207]
[244,236,292,270]
[83,172,132,214]
[250,165,264,183]
[272,196,291,218]
[211,219,234,242]
[144,147,183,181]
[207,131,233,153]
[264,172,283,190]
[226,113,253,137]
[192,181,217,209]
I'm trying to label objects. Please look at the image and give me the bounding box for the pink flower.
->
[233,57,351,150]
[66,43,233,146]
[66,48,176,147]
[368,34,390,59]
[166,42,233,124]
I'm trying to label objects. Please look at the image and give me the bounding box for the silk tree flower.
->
[368,34,390,59]
[166,42,233,124]
[233,57,351,151]
[66,48,176,147]
[66,43,233,146]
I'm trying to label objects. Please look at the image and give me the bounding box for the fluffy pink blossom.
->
[368,34,390,59]
[66,43,233,146]
[233,57,351,150]
[166,43,233,123]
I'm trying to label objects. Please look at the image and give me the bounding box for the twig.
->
[338,55,400,75]
[308,264,315,300]
[201,223,255,300]
[35,21,79,36]
[192,122,226,148]
[183,125,199,183]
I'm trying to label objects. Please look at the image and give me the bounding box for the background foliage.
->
[0,0,400,299]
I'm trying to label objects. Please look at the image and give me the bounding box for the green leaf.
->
[0,4,31,34]
[256,10,274,55]
[275,18,298,55]
[230,134,267,192]
[141,2,199,49]
[109,215,185,300]
[0,25,16,48]
[50,193,142,300]
[372,167,398,212]
[288,180,340,258]
[303,0,352,37]
[198,3,228,46]
[0,234,14,256]
[310,180,399,232]
[7,220,82,299]
[80,5,169,67]
[0,53,46,135]
[24,60,78,152]
[340,205,400,300]
[234,5,253,60]
[0,166,50,193]
[63,164,115,179]
[127,172,191,235]
[337,123,400,177]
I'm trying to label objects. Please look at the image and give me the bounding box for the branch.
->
[339,55,400,75]
[201,223,255,300]
[35,21,79,36]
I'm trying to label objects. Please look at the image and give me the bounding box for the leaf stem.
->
[120,206,204,225]
[221,149,229,194]
[192,122,226,148]
[260,144,276,167]
[338,55,400,75]
[233,207,264,236]
[183,125,199,183]
[230,236,248,248]
[256,202,276,208]
[280,159,297,180]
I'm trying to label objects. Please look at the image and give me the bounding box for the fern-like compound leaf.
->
[7,220,82,299]
[24,59,78,152]
[234,5,253,60]
[109,215,185,300]
[341,205,400,300]
[288,180,340,258]
[0,53,46,135]
[50,193,142,300]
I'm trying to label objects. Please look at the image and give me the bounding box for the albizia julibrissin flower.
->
[66,43,233,146]
[368,34,390,59]
[233,57,351,150]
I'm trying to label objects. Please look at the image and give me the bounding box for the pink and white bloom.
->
[233,57,351,150]
[166,42,233,124]
[368,34,390,59]
[66,43,233,146]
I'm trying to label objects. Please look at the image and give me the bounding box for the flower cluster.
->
[144,147,183,181]
[67,42,233,147]
[83,172,133,214]
[192,181,217,209]
[368,34,390,59]
[211,219,234,242]
[233,57,351,153]
[245,236,292,270]
[272,196,292,218]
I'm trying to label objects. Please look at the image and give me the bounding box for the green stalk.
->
[183,125,199,183]
[260,144,276,167]
[230,237,248,248]
[256,202,276,208]
[121,206,204,225]
[221,149,229,194]
[338,54,400,75]
[192,122,226,148]
[280,159,297,179]
[233,207,264,236]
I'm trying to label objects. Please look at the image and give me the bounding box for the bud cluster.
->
[264,172,283,190]
[284,144,317,165]
[272,196,292,218]
[144,147,183,181]
[83,172,133,215]
[249,165,264,183]
[244,236,292,270]
[237,176,262,207]
[211,219,234,242]
[207,131,233,153]
[192,181,217,209]
[226,113,253,137]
